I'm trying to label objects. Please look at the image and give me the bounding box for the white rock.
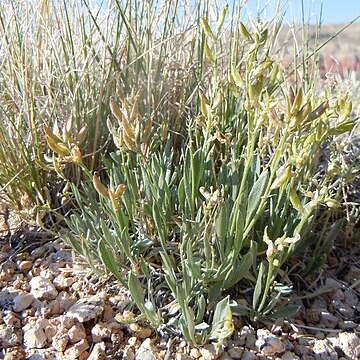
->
[199,344,224,360]
[256,329,285,356]
[3,311,21,327]
[329,332,360,359]
[67,297,104,322]
[53,273,76,290]
[0,324,22,348]
[135,338,161,360]
[68,322,86,344]
[64,338,89,359]
[13,293,34,312]
[88,341,106,360]
[29,276,58,301]
[52,332,69,352]
[3,346,26,360]
[0,289,17,308]
[23,325,47,349]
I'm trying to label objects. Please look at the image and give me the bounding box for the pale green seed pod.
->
[239,22,253,42]
[204,41,215,63]
[290,88,303,115]
[200,17,215,40]
[271,165,292,190]
[216,5,228,34]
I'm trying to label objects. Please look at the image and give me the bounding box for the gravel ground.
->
[1,228,360,360]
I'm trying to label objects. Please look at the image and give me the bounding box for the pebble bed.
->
[1,234,360,360]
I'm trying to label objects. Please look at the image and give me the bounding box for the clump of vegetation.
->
[0,0,359,345]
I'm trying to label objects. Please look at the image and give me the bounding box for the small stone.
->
[123,348,135,360]
[245,331,257,348]
[312,339,337,359]
[29,276,58,301]
[56,291,77,313]
[66,297,104,322]
[3,311,21,327]
[199,344,224,360]
[329,332,360,359]
[13,293,34,312]
[52,332,69,352]
[88,341,106,360]
[59,314,75,329]
[64,338,89,359]
[44,324,57,342]
[331,289,345,302]
[23,325,47,348]
[0,289,17,309]
[281,351,300,360]
[240,350,256,360]
[320,311,339,328]
[338,320,357,330]
[102,304,115,322]
[332,300,355,319]
[218,352,232,360]
[227,346,243,359]
[135,338,160,360]
[18,260,33,271]
[53,273,76,290]
[128,336,138,347]
[256,329,285,356]
[293,343,311,357]
[0,325,22,348]
[78,351,90,360]
[315,332,325,340]
[68,322,86,344]
[134,326,153,339]
[305,309,320,323]
[4,346,26,360]
[92,321,121,342]
[189,348,201,358]
[343,266,360,284]
[343,289,359,307]
[31,246,46,258]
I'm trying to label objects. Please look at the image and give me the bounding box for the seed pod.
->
[115,184,126,198]
[46,137,69,156]
[231,65,244,88]
[122,131,138,152]
[199,91,209,118]
[271,165,292,190]
[289,187,304,212]
[204,41,215,63]
[44,125,63,144]
[92,173,110,199]
[71,146,82,164]
[110,98,122,121]
[325,199,341,208]
[200,17,215,40]
[269,63,279,83]
[109,189,119,210]
[290,88,303,115]
[216,5,228,34]
[77,124,88,144]
[121,116,135,140]
[307,101,328,121]
[142,119,152,144]
[239,22,253,42]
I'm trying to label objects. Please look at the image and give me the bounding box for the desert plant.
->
[53,4,357,345]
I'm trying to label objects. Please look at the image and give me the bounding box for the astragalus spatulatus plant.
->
[45,3,357,346]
